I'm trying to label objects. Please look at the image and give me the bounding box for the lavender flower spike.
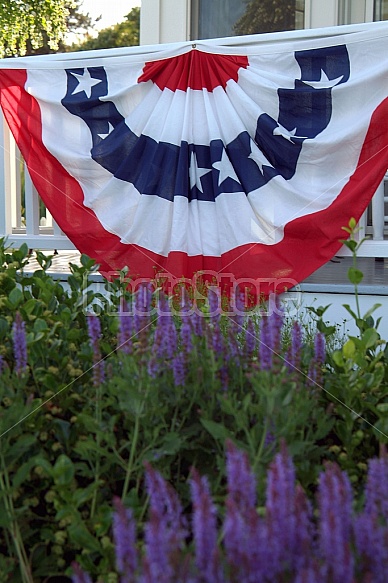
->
[265,442,297,575]
[226,440,256,515]
[71,562,93,583]
[12,311,27,375]
[190,469,221,583]
[364,447,388,521]
[113,497,137,583]
[318,462,354,583]
[87,314,105,386]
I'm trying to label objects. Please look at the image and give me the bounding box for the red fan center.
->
[138,50,249,92]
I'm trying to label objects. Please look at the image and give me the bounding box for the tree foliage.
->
[234,0,298,35]
[68,7,140,52]
[0,0,71,57]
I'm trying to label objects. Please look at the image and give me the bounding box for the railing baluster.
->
[24,164,40,236]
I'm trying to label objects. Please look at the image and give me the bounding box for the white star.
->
[273,124,298,141]
[71,69,102,98]
[302,70,343,89]
[189,151,211,193]
[98,122,114,140]
[212,148,240,187]
[248,139,268,172]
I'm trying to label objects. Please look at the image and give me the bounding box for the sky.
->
[79,0,140,31]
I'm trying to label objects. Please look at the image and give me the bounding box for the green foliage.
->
[0,0,71,57]
[0,237,387,581]
[68,7,140,52]
[234,0,299,35]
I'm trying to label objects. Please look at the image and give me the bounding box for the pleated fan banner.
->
[1,22,388,298]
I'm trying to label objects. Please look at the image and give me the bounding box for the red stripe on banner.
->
[0,71,387,300]
[138,51,249,92]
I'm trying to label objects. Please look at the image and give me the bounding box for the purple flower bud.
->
[12,312,27,375]
[112,497,137,582]
[190,469,221,582]
[317,462,354,583]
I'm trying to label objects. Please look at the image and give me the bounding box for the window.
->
[191,0,305,40]
[375,0,388,20]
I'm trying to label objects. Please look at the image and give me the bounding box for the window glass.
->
[193,0,305,40]
[375,0,388,20]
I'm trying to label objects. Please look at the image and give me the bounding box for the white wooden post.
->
[24,163,40,236]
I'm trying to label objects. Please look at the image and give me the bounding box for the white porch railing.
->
[0,114,75,250]
[0,112,387,255]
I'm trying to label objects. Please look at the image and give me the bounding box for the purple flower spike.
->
[87,314,105,386]
[180,314,193,353]
[268,294,284,353]
[226,440,256,515]
[12,312,27,375]
[191,309,204,337]
[245,317,256,357]
[265,442,297,575]
[293,484,315,572]
[259,314,272,371]
[354,512,388,583]
[208,288,221,320]
[71,562,93,583]
[318,462,354,583]
[190,469,221,582]
[314,331,326,365]
[112,497,137,583]
[286,321,302,372]
[118,300,134,355]
[172,352,186,386]
[364,448,388,520]
[143,464,186,582]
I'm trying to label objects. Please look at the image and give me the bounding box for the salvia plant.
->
[72,441,388,583]
[0,238,387,582]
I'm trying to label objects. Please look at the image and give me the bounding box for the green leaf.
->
[343,339,355,359]
[347,267,364,285]
[200,418,231,442]
[5,434,36,465]
[342,304,358,320]
[8,287,23,307]
[53,454,75,486]
[361,328,379,350]
[68,521,101,553]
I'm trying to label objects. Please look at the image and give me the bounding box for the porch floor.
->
[22,251,388,296]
